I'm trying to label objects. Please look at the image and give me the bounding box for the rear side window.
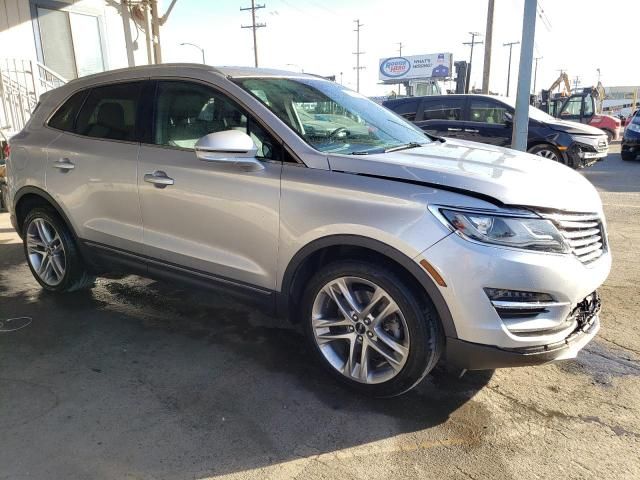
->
[422,98,465,121]
[75,82,143,142]
[48,90,87,132]
[388,100,420,121]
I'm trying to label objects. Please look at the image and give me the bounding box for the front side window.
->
[48,90,88,132]
[421,98,464,121]
[235,78,429,155]
[390,100,420,121]
[469,99,510,124]
[153,81,279,160]
[75,82,142,142]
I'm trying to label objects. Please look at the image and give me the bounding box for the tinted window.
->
[389,100,420,121]
[75,82,142,141]
[48,90,87,132]
[469,99,510,124]
[154,81,280,160]
[422,98,464,121]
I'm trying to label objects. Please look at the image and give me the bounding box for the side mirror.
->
[195,130,263,171]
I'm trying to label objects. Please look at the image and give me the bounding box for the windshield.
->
[500,96,556,123]
[234,78,430,154]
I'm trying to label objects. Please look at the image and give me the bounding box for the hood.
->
[328,139,603,213]
[547,118,605,136]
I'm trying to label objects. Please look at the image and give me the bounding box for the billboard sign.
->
[379,53,453,81]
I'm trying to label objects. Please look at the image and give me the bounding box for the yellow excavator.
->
[538,74,621,142]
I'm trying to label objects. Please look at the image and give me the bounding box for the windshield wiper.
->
[384,142,426,153]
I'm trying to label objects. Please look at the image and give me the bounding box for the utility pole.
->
[481,0,495,94]
[353,19,365,92]
[503,41,520,96]
[463,32,483,93]
[533,56,542,93]
[511,0,537,151]
[241,0,266,67]
[573,76,581,91]
[149,0,162,63]
[120,0,135,67]
[396,42,403,95]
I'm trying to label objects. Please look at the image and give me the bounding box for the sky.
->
[159,0,639,97]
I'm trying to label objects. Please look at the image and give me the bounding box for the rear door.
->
[413,96,467,139]
[45,80,146,253]
[463,97,513,146]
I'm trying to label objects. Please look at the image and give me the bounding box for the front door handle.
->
[464,129,480,133]
[144,171,174,188]
[447,128,462,132]
[53,159,75,171]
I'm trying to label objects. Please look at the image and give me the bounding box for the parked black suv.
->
[383,94,609,168]
[622,110,640,161]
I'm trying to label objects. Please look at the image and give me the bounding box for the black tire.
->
[22,207,95,292]
[527,144,567,165]
[603,129,614,144]
[301,260,443,397]
[621,150,635,161]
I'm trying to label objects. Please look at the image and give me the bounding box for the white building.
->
[0,0,153,138]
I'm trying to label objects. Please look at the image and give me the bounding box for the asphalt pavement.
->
[1,145,639,479]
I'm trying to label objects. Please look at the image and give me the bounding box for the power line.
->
[353,19,365,93]
[241,0,266,67]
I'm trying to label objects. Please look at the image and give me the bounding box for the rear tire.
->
[301,260,443,397]
[604,129,614,144]
[22,207,95,292]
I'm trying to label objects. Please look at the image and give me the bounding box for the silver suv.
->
[6,65,611,396]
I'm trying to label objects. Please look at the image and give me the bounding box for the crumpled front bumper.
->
[446,295,601,370]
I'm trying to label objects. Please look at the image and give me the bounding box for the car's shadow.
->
[0,276,496,478]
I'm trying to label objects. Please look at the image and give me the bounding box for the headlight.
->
[433,207,570,253]
[627,123,640,133]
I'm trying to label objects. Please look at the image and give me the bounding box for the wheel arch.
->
[278,234,458,338]
[13,186,77,239]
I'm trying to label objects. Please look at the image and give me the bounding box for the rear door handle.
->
[447,128,462,132]
[464,129,480,133]
[144,171,174,188]
[53,159,75,171]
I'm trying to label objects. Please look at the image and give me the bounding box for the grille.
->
[541,212,606,264]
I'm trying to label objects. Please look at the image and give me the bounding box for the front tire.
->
[301,261,443,397]
[22,207,95,292]
[528,144,565,164]
[621,150,635,161]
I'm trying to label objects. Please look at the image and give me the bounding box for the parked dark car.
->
[622,110,640,161]
[383,94,609,168]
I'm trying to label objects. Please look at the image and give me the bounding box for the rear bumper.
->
[446,313,599,370]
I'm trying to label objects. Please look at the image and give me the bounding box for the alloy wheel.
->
[533,148,559,161]
[26,218,66,286]
[311,276,410,384]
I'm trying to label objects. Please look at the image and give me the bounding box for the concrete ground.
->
[1,145,639,480]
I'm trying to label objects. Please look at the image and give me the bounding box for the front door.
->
[463,97,513,146]
[45,81,145,253]
[559,94,593,124]
[137,80,282,290]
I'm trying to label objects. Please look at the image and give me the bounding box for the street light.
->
[179,42,205,64]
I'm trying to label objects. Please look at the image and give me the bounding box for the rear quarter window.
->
[47,90,88,132]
